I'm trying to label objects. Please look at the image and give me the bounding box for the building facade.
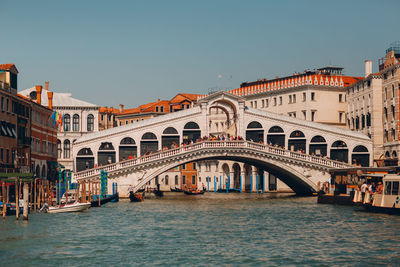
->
[23,84,58,180]
[222,66,362,128]
[346,60,383,164]
[19,84,99,172]
[0,64,31,174]
[380,43,400,165]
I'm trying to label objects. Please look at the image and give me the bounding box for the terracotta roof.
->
[0,63,18,73]
[0,64,15,71]
[170,93,201,104]
[99,107,120,114]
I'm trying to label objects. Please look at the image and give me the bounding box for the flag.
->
[50,111,56,126]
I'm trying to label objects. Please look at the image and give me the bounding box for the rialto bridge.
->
[72,92,372,196]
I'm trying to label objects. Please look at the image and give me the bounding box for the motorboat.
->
[47,202,91,213]
[357,174,400,215]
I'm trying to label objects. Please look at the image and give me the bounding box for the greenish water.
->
[1,193,400,266]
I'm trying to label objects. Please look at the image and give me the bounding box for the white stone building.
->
[19,86,99,171]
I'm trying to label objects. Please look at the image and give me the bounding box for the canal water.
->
[1,193,400,266]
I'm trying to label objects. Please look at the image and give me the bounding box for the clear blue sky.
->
[1,0,399,108]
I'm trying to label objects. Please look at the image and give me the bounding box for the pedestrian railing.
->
[74,140,352,180]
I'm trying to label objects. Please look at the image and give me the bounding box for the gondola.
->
[183,190,205,195]
[170,187,183,192]
[153,189,164,197]
[129,192,144,202]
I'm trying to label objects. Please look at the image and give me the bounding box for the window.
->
[254,101,257,108]
[193,163,196,170]
[87,114,94,132]
[186,104,190,109]
[160,106,164,112]
[302,111,306,120]
[261,100,264,108]
[156,106,159,112]
[182,175,186,184]
[175,175,178,185]
[279,96,282,105]
[63,139,70,158]
[108,115,111,121]
[101,114,104,121]
[289,95,292,103]
[311,111,315,121]
[391,128,396,140]
[303,92,306,101]
[392,84,395,98]
[182,164,186,170]
[250,101,253,108]
[165,175,169,185]
[339,112,343,123]
[192,175,196,184]
[6,149,9,163]
[311,92,315,101]
[73,114,79,131]
[125,120,128,124]
[385,87,387,99]
[64,114,71,132]
[293,94,296,103]
[131,120,133,123]
[273,97,277,106]
[339,94,343,102]
[57,140,62,158]
[266,99,269,108]
[393,181,399,195]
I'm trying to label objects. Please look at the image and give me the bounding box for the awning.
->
[1,125,7,136]
[0,172,34,182]
[11,127,16,138]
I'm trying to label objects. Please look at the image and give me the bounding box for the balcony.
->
[0,81,17,94]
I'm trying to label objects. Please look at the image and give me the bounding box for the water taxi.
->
[360,174,400,215]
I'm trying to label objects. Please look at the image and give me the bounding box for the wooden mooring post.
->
[15,177,19,220]
[2,182,6,219]
[23,182,29,220]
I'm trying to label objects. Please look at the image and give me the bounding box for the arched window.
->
[165,175,169,185]
[64,114,70,132]
[63,139,70,159]
[247,121,262,129]
[57,139,62,158]
[87,114,94,132]
[73,114,79,132]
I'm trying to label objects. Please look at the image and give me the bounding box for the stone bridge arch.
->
[133,153,319,195]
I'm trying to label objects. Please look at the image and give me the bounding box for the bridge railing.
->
[74,140,351,180]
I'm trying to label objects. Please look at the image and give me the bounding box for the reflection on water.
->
[1,193,400,266]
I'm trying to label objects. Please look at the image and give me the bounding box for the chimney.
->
[119,104,124,113]
[47,91,53,109]
[365,60,372,77]
[35,85,43,105]
[45,81,49,91]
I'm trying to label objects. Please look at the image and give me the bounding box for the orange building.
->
[20,82,58,180]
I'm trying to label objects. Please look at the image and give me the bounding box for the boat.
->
[129,192,144,202]
[47,202,91,213]
[90,193,119,207]
[356,174,400,215]
[183,189,205,195]
[153,189,164,197]
[170,187,183,192]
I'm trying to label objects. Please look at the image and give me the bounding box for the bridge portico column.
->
[229,171,234,189]
[251,167,257,192]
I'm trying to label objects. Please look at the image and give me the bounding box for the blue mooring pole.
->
[219,175,221,190]
[262,173,265,194]
[240,175,242,193]
[250,175,253,193]
[207,176,209,192]
[226,175,229,193]
[256,174,259,193]
[214,176,216,193]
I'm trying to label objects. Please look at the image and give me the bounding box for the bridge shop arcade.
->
[72,92,373,197]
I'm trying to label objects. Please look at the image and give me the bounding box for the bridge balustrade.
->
[74,140,352,180]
